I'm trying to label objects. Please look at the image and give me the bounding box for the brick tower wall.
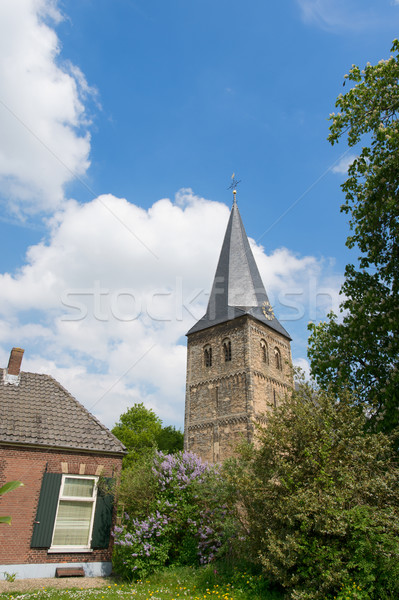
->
[184,315,293,462]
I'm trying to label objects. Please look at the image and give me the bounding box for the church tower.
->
[184,192,293,462]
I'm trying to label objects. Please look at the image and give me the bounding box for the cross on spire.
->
[227,173,241,204]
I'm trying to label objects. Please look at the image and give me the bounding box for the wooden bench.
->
[55,567,85,578]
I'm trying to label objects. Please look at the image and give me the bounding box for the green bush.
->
[228,383,399,600]
[113,450,237,580]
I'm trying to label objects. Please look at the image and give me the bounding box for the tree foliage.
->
[112,403,183,468]
[0,480,24,525]
[156,425,184,454]
[112,403,162,467]
[229,384,399,600]
[308,40,399,432]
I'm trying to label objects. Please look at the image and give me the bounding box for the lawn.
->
[0,567,282,600]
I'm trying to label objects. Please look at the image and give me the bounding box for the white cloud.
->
[332,154,356,175]
[0,191,343,429]
[253,244,343,323]
[0,0,93,216]
[292,357,312,380]
[296,0,336,28]
[295,0,386,31]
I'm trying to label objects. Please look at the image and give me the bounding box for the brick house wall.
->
[0,445,121,568]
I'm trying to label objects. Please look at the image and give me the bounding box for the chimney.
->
[7,347,25,376]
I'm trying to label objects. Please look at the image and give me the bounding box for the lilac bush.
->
[112,450,234,580]
[152,450,209,491]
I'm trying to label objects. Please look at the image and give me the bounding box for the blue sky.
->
[0,0,398,429]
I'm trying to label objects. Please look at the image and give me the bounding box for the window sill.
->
[48,548,93,554]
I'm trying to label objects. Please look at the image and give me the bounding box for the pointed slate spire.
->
[187,199,291,339]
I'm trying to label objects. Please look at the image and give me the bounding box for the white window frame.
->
[48,474,98,554]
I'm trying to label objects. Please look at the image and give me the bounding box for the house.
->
[184,190,293,462]
[0,347,126,579]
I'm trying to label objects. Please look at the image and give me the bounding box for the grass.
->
[0,565,283,600]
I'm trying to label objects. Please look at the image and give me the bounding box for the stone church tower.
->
[184,193,293,462]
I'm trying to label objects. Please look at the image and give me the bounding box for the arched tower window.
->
[260,339,269,364]
[204,345,212,367]
[274,347,282,371]
[223,339,232,362]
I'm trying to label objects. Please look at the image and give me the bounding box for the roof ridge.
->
[0,368,126,454]
[45,373,126,452]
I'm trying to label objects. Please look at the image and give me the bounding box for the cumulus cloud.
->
[0,190,343,429]
[331,154,356,175]
[253,244,342,324]
[292,357,312,380]
[0,0,93,216]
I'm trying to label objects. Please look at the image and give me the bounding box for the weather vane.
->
[227,173,241,204]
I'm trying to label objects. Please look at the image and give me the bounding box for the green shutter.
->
[31,473,62,548]
[91,477,114,549]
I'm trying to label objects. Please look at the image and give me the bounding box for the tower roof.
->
[187,198,291,339]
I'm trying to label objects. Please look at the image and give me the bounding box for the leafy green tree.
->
[229,383,399,600]
[112,403,184,468]
[112,403,163,467]
[308,40,399,432]
[155,425,184,454]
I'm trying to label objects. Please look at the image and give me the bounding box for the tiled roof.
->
[0,369,126,455]
[187,199,291,339]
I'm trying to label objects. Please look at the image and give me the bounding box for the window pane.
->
[53,500,93,546]
[63,477,94,498]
